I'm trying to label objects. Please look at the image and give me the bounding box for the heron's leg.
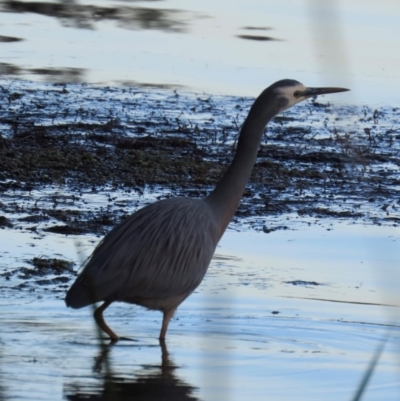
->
[94,301,119,342]
[159,308,176,341]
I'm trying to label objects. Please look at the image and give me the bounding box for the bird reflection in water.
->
[65,341,200,401]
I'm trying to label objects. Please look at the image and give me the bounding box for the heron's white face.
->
[273,82,309,113]
[264,79,348,117]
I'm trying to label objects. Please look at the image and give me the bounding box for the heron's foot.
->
[94,301,119,342]
[108,334,120,343]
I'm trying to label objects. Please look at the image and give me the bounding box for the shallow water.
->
[1,0,399,104]
[1,224,400,400]
[1,1,400,398]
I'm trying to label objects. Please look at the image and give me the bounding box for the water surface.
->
[1,224,400,400]
[1,0,399,104]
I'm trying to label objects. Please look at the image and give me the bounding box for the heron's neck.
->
[205,94,277,237]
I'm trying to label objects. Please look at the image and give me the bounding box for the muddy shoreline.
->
[0,79,399,290]
[1,80,399,236]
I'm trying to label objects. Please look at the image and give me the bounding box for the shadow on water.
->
[0,0,190,32]
[64,341,200,401]
[0,0,198,82]
[0,62,86,83]
[0,34,23,42]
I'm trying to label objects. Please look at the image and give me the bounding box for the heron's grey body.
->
[67,197,219,308]
[65,79,348,341]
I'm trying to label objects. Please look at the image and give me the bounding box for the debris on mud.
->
[43,225,84,235]
[1,256,75,291]
[262,225,288,234]
[0,215,13,227]
[297,208,364,218]
[285,281,324,287]
[30,256,75,274]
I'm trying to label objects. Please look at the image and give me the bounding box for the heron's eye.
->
[294,91,300,98]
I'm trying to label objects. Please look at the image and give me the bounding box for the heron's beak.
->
[300,87,350,97]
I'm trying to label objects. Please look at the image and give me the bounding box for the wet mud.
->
[0,79,399,291]
[0,79,399,233]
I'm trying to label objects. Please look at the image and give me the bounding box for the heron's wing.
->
[66,198,218,307]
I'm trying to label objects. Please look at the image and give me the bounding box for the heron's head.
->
[268,79,349,114]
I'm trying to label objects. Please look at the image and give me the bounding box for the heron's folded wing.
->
[66,198,218,308]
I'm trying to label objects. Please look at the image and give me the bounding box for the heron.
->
[65,79,348,341]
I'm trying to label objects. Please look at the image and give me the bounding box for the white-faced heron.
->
[65,79,349,341]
